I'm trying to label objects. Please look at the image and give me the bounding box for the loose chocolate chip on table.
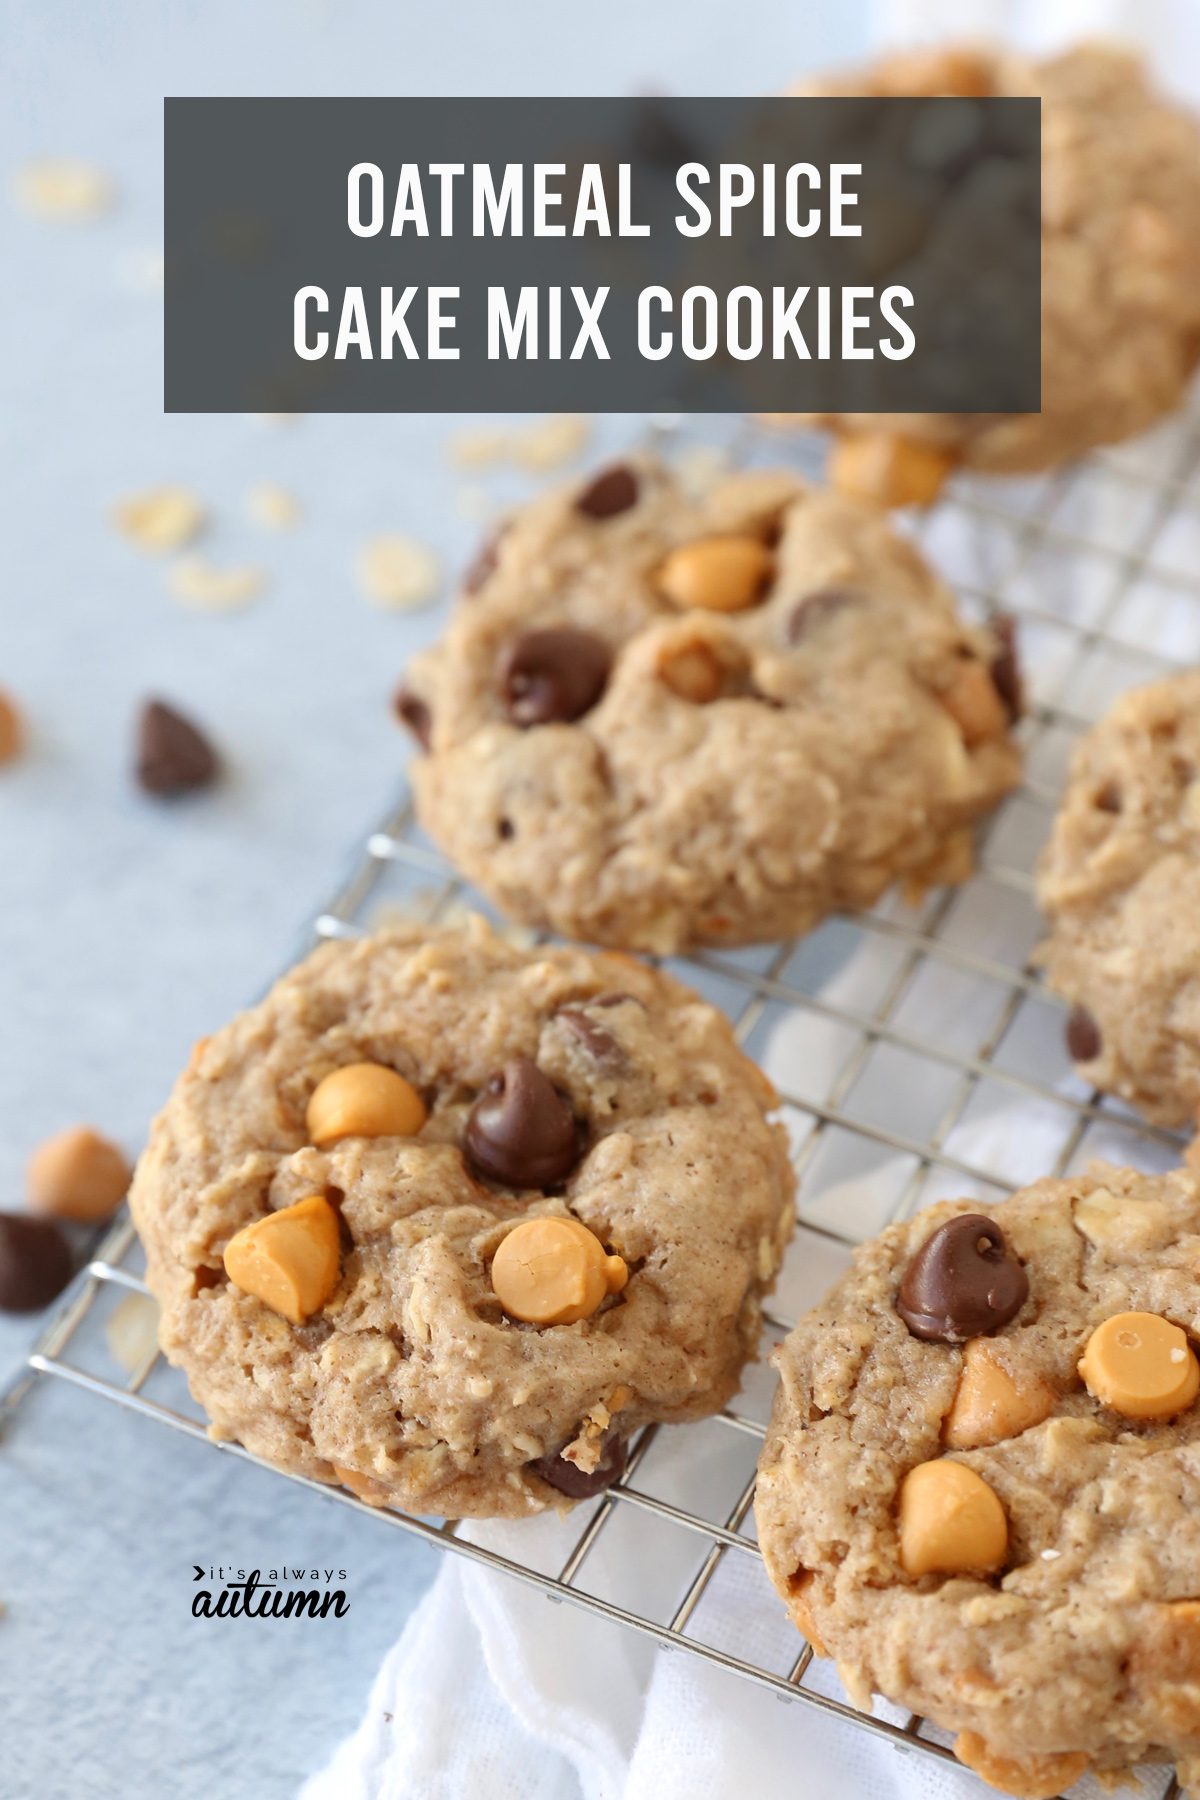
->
[556,1008,625,1072]
[575,464,639,520]
[500,628,611,727]
[393,686,432,750]
[785,589,860,645]
[531,1432,627,1499]
[136,699,219,796]
[463,1056,580,1188]
[988,613,1023,721]
[0,1212,73,1313]
[1066,1004,1102,1063]
[895,1213,1029,1344]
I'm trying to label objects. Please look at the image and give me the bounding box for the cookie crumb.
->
[112,487,206,554]
[168,557,265,611]
[13,158,114,219]
[247,483,302,530]
[356,535,441,610]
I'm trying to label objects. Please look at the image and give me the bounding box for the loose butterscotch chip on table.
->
[27,1126,130,1223]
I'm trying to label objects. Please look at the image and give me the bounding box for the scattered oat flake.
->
[447,427,511,470]
[105,1291,160,1374]
[356,535,441,610]
[14,158,115,219]
[112,486,206,554]
[248,483,302,530]
[514,414,591,472]
[454,485,494,523]
[169,557,266,611]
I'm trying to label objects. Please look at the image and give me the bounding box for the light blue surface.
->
[0,3,867,1795]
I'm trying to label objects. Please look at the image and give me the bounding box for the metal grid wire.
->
[8,411,1200,1797]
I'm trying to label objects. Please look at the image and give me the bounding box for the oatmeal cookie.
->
[1037,671,1200,1130]
[129,919,795,1519]
[397,455,1021,953]
[767,42,1200,496]
[757,1169,1200,1798]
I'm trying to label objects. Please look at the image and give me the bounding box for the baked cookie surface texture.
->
[775,42,1200,486]
[757,1170,1200,1798]
[399,456,1021,952]
[1037,671,1200,1129]
[130,920,795,1518]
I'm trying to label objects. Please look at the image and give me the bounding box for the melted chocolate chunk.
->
[499,628,611,727]
[0,1213,73,1313]
[1066,1005,1102,1063]
[895,1213,1028,1344]
[785,588,861,645]
[575,465,639,520]
[463,1056,580,1188]
[988,613,1023,721]
[136,699,219,797]
[393,686,432,750]
[530,1432,627,1498]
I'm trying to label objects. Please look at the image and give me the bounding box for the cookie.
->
[1037,671,1200,1129]
[757,1168,1200,1799]
[397,455,1022,953]
[767,43,1200,494]
[129,919,795,1519]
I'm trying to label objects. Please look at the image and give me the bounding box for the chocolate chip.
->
[530,1432,627,1498]
[988,613,1023,721]
[136,699,219,797]
[463,1056,580,1188]
[0,1213,73,1313]
[500,628,611,727]
[575,465,639,520]
[1095,782,1121,814]
[895,1213,1028,1344]
[785,588,860,645]
[393,686,432,750]
[557,1008,625,1072]
[1066,1004,1102,1063]
[464,532,501,595]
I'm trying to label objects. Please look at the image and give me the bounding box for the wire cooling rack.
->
[7,412,1200,1798]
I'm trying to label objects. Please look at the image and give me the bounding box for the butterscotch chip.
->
[952,1735,1089,1800]
[223,1194,341,1325]
[897,1458,1007,1576]
[14,158,114,219]
[168,557,265,611]
[1079,1312,1200,1420]
[938,661,1009,747]
[306,1064,426,1146]
[490,1216,627,1326]
[828,433,954,510]
[112,487,206,553]
[757,1167,1200,1790]
[656,535,774,613]
[128,920,794,1518]
[0,690,24,765]
[356,534,441,609]
[401,453,1020,953]
[27,1126,130,1223]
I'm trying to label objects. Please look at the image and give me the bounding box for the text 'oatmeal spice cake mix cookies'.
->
[1037,671,1200,1130]
[765,42,1200,503]
[129,919,795,1519]
[756,1170,1200,1800]
[396,455,1022,953]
